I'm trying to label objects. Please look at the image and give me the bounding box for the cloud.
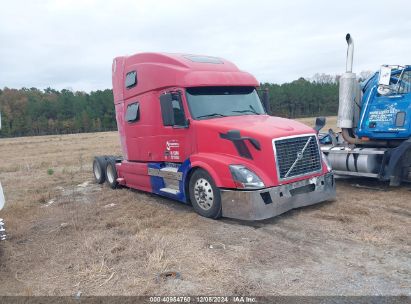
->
[1,0,410,91]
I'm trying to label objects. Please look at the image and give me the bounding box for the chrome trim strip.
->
[148,168,183,181]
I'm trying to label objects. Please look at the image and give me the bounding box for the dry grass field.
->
[298,116,339,133]
[0,117,410,296]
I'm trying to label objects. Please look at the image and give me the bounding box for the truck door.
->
[361,69,411,139]
[158,91,194,163]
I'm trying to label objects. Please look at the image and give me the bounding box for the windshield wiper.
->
[232,109,260,115]
[197,113,227,119]
[232,105,261,115]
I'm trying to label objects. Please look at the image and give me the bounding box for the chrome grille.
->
[274,135,322,180]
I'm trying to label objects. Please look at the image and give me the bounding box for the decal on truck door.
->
[369,103,398,123]
[165,140,180,160]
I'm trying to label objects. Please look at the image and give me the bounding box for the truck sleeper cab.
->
[93,53,335,220]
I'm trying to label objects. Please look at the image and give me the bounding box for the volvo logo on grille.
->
[284,137,312,178]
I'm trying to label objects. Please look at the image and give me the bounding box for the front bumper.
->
[220,172,336,220]
[0,218,5,241]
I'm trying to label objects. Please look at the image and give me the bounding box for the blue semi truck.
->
[320,34,411,186]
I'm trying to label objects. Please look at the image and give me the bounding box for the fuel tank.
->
[322,147,385,174]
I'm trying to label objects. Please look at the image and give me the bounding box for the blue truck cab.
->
[357,65,411,140]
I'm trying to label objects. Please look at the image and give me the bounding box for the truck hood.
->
[193,114,315,139]
[192,115,322,188]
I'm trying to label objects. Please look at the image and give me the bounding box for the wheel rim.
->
[194,178,214,211]
[93,162,101,180]
[107,164,116,183]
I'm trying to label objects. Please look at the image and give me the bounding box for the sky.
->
[1,0,410,92]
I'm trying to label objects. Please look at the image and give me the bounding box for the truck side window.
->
[381,70,411,96]
[171,99,186,126]
[160,93,187,127]
[125,102,140,123]
[125,71,137,89]
[398,71,411,94]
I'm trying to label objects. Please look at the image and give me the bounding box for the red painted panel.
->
[191,115,323,187]
[114,53,258,101]
[116,161,151,192]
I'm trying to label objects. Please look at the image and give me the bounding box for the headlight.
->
[322,152,332,172]
[229,165,265,189]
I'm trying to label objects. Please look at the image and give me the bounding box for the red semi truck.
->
[93,53,336,220]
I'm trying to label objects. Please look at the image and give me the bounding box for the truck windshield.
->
[378,66,411,96]
[186,86,265,120]
[395,69,411,94]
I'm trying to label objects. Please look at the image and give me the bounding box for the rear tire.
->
[106,160,119,189]
[189,169,222,219]
[93,157,107,184]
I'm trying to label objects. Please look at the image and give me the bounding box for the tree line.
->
[260,74,339,118]
[0,73,363,137]
[0,88,116,137]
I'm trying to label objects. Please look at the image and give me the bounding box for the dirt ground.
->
[0,121,410,296]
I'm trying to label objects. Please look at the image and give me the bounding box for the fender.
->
[383,139,411,185]
[188,159,226,187]
[189,153,273,189]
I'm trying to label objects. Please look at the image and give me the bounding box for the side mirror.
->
[160,93,175,126]
[378,66,392,86]
[314,117,326,133]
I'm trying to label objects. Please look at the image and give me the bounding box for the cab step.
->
[148,166,183,181]
[160,166,179,173]
[159,187,180,195]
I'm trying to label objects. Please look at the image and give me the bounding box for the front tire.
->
[189,169,222,219]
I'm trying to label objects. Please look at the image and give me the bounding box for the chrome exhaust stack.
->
[337,33,359,130]
[335,34,387,147]
[345,33,354,73]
